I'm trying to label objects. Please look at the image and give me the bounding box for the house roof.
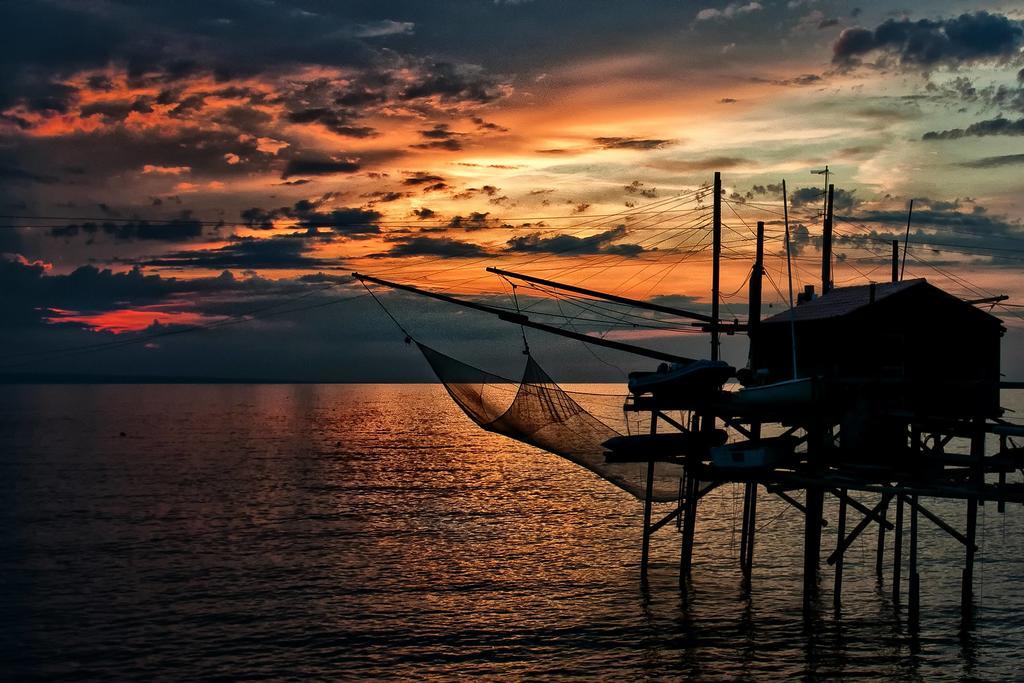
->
[761,278,932,324]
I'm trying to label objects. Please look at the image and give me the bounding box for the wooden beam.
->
[826,493,893,565]
[829,488,894,530]
[353,272,696,365]
[774,489,828,526]
[900,495,976,550]
[485,267,717,323]
[649,504,684,535]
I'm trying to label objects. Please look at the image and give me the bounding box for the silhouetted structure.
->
[355,172,1024,625]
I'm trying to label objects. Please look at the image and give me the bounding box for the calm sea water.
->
[2,384,1023,680]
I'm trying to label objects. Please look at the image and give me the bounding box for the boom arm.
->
[352,272,696,365]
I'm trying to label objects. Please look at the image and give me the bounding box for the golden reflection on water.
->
[1,384,1023,679]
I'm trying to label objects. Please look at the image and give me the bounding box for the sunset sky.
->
[2,0,1024,380]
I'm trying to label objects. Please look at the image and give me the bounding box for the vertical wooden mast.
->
[711,171,722,361]
[822,183,834,295]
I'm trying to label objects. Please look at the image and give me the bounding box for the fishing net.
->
[417,342,685,502]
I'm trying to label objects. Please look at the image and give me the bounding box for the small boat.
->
[628,359,734,396]
[731,377,815,407]
[603,430,728,462]
[710,436,797,470]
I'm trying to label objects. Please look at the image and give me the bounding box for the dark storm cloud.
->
[790,186,858,211]
[451,185,499,200]
[0,254,320,328]
[447,212,493,231]
[594,137,675,150]
[49,217,212,242]
[402,171,447,186]
[832,11,1024,69]
[771,74,823,86]
[412,207,436,220]
[0,165,58,184]
[281,158,362,179]
[361,191,407,203]
[285,107,378,138]
[958,154,1024,168]
[922,116,1024,140]
[241,199,381,237]
[142,234,343,270]
[297,208,381,236]
[400,61,506,103]
[411,139,463,151]
[411,123,465,150]
[6,127,281,188]
[0,3,124,110]
[469,115,508,132]
[371,236,490,258]
[79,98,155,122]
[505,226,647,256]
[841,204,1022,237]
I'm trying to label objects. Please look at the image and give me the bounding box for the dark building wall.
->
[751,285,1003,417]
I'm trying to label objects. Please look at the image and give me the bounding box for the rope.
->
[361,280,414,343]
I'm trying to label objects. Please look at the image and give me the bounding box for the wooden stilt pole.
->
[891,239,899,283]
[681,465,698,582]
[640,413,658,580]
[893,494,904,605]
[740,482,751,572]
[909,493,920,626]
[803,424,824,611]
[876,493,890,579]
[743,482,758,580]
[741,220,764,585]
[834,488,847,607]
[962,418,984,615]
[803,484,824,610]
[681,170,720,587]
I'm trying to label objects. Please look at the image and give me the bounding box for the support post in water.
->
[742,481,758,582]
[909,493,920,627]
[893,493,904,605]
[741,221,765,585]
[962,418,984,616]
[876,494,890,579]
[834,488,847,608]
[909,427,921,624]
[803,427,825,611]
[640,413,658,581]
[681,465,698,583]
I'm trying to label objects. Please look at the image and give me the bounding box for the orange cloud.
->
[43,305,223,334]
[142,164,191,175]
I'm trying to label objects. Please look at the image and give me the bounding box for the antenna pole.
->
[822,184,834,295]
[900,199,914,281]
[747,221,764,364]
[712,171,722,362]
[783,180,798,380]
